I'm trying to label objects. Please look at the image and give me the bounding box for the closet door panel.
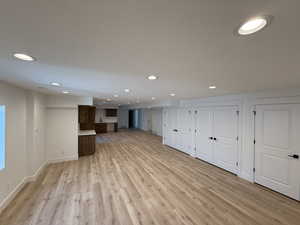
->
[213,107,238,174]
[169,108,179,149]
[195,108,213,163]
[163,109,171,146]
[178,108,194,155]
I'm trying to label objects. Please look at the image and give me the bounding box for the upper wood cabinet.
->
[106,108,117,117]
[79,105,90,123]
[79,105,96,130]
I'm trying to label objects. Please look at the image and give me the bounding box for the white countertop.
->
[78,130,96,136]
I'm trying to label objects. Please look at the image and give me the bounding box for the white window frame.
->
[0,105,5,171]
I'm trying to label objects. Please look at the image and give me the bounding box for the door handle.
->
[173,129,178,132]
[288,154,299,159]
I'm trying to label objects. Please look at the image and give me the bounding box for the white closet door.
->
[195,108,214,163]
[163,109,170,145]
[165,108,173,147]
[168,108,179,149]
[178,108,194,155]
[255,104,300,200]
[213,106,239,174]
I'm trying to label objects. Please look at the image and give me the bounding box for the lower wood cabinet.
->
[78,135,96,157]
[95,123,118,133]
[95,123,107,133]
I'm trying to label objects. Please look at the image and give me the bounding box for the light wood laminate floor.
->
[1,130,300,225]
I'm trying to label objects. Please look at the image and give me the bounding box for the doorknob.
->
[288,154,299,159]
[209,137,213,140]
[213,137,217,141]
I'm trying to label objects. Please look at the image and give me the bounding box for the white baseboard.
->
[48,155,78,164]
[26,162,49,182]
[0,156,78,215]
[0,177,28,214]
[239,171,254,182]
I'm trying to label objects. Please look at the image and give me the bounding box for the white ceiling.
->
[1,0,300,105]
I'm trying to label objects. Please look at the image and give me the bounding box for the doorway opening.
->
[128,109,139,129]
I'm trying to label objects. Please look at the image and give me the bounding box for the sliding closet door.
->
[213,106,239,174]
[195,108,214,163]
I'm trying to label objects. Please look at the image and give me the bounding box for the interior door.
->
[255,104,300,200]
[178,108,194,155]
[163,109,168,144]
[165,108,172,146]
[195,108,214,163]
[213,106,239,174]
[166,108,179,149]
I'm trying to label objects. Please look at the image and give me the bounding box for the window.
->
[0,105,5,170]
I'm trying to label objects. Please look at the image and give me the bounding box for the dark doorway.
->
[129,109,139,129]
[128,110,134,128]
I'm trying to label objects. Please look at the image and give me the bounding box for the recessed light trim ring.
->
[236,15,273,36]
[13,53,35,61]
[147,75,158,80]
[50,82,61,87]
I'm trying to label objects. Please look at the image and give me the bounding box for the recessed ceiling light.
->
[151,97,156,100]
[113,94,119,97]
[170,93,176,97]
[238,16,270,35]
[124,89,130,93]
[50,82,61,87]
[62,90,70,94]
[209,85,216,89]
[147,75,158,80]
[13,53,35,61]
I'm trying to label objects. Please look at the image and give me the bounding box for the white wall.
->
[0,82,27,208]
[142,109,152,131]
[151,108,163,136]
[0,83,47,212]
[45,95,90,162]
[26,92,46,177]
[137,108,163,136]
[46,109,78,162]
[118,108,129,128]
[46,95,93,108]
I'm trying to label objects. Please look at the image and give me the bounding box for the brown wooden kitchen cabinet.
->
[79,105,96,130]
[95,122,118,133]
[78,135,96,157]
[105,108,118,117]
[95,123,107,133]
